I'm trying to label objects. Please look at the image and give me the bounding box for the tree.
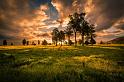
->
[77,12,88,46]
[11,43,14,46]
[3,40,7,46]
[52,28,59,46]
[68,13,78,46]
[67,12,96,46]
[58,30,65,46]
[89,24,96,45]
[42,40,48,45]
[22,39,26,45]
[65,26,73,45]
[27,41,29,45]
[85,40,90,45]
[68,40,74,45]
[90,37,96,45]
[68,12,86,46]
[78,39,82,45]
[64,41,68,45]
[32,41,36,45]
[80,21,89,46]
[38,40,40,45]
[100,41,104,44]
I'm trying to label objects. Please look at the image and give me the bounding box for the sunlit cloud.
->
[0,0,124,44]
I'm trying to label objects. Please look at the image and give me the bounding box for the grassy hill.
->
[108,36,124,44]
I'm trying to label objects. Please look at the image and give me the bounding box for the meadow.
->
[0,44,124,82]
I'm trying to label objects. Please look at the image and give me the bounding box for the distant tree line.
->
[2,40,14,46]
[2,39,50,46]
[22,39,49,46]
[52,12,96,46]
[1,12,96,46]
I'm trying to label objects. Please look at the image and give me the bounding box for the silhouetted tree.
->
[32,41,36,45]
[42,40,48,45]
[78,12,86,46]
[67,12,96,46]
[68,12,86,46]
[78,39,82,45]
[3,40,7,46]
[90,37,96,45]
[65,26,73,45]
[38,40,40,45]
[64,41,68,45]
[27,41,29,45]
[52,28,59,46]
[11,43,13,46]
[68,13,78,46]
[85,40,90,45]
[89,24,96,45]
[58,30,65,46]
[100,41,104,44]
[68,40,74,45]
[85,35,90,45]
[22,39,26,45]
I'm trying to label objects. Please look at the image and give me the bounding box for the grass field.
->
[0,44,124,82]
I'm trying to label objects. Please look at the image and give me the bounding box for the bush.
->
[3,40,7,46]
[22,39,26,45]
[68,40,74,45]
[42,40,48,45]
[78,39,82,45]
[85,41,90,45]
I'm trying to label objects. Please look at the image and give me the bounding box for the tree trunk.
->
[74,32,77,47]
[81,34,84,46]
[56,40,57,46]
[61,41,62,46]
[68,36,70,45]
[91,35,93,46]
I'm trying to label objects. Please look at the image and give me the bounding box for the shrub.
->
[42,40,48,45]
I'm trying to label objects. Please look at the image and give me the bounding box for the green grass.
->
[0,45,124,82]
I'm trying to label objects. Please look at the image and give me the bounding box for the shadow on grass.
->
[0,45,124,82]
[0,66,124,82]
[75,46,124,61]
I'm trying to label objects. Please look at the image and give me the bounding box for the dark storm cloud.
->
[29,0,51,8]
[0,0,124,42]
[0,0,30,17]
[90,0,124,31]
[52,0,124,31]
[52,0,86,7]
[0,34,14,40]
[52,0,86,19]
[0,0,31,40]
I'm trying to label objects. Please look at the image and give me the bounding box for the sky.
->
[0,0,124,44]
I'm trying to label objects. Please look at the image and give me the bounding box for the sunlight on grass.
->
[73,55,124,72]
[0,44,124,82]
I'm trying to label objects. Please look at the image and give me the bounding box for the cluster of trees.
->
[3,40,7,46]
[2,39,49,46]
[2,40,13,46]
[52,28,65,46]
[52,12,96,46]
[22,39,48,46]
[2,12,96,46]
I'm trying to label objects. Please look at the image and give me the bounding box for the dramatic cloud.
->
[88,0,124,31]
[0,0,124,44]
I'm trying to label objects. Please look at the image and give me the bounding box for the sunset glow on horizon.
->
[0,0,124,44]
